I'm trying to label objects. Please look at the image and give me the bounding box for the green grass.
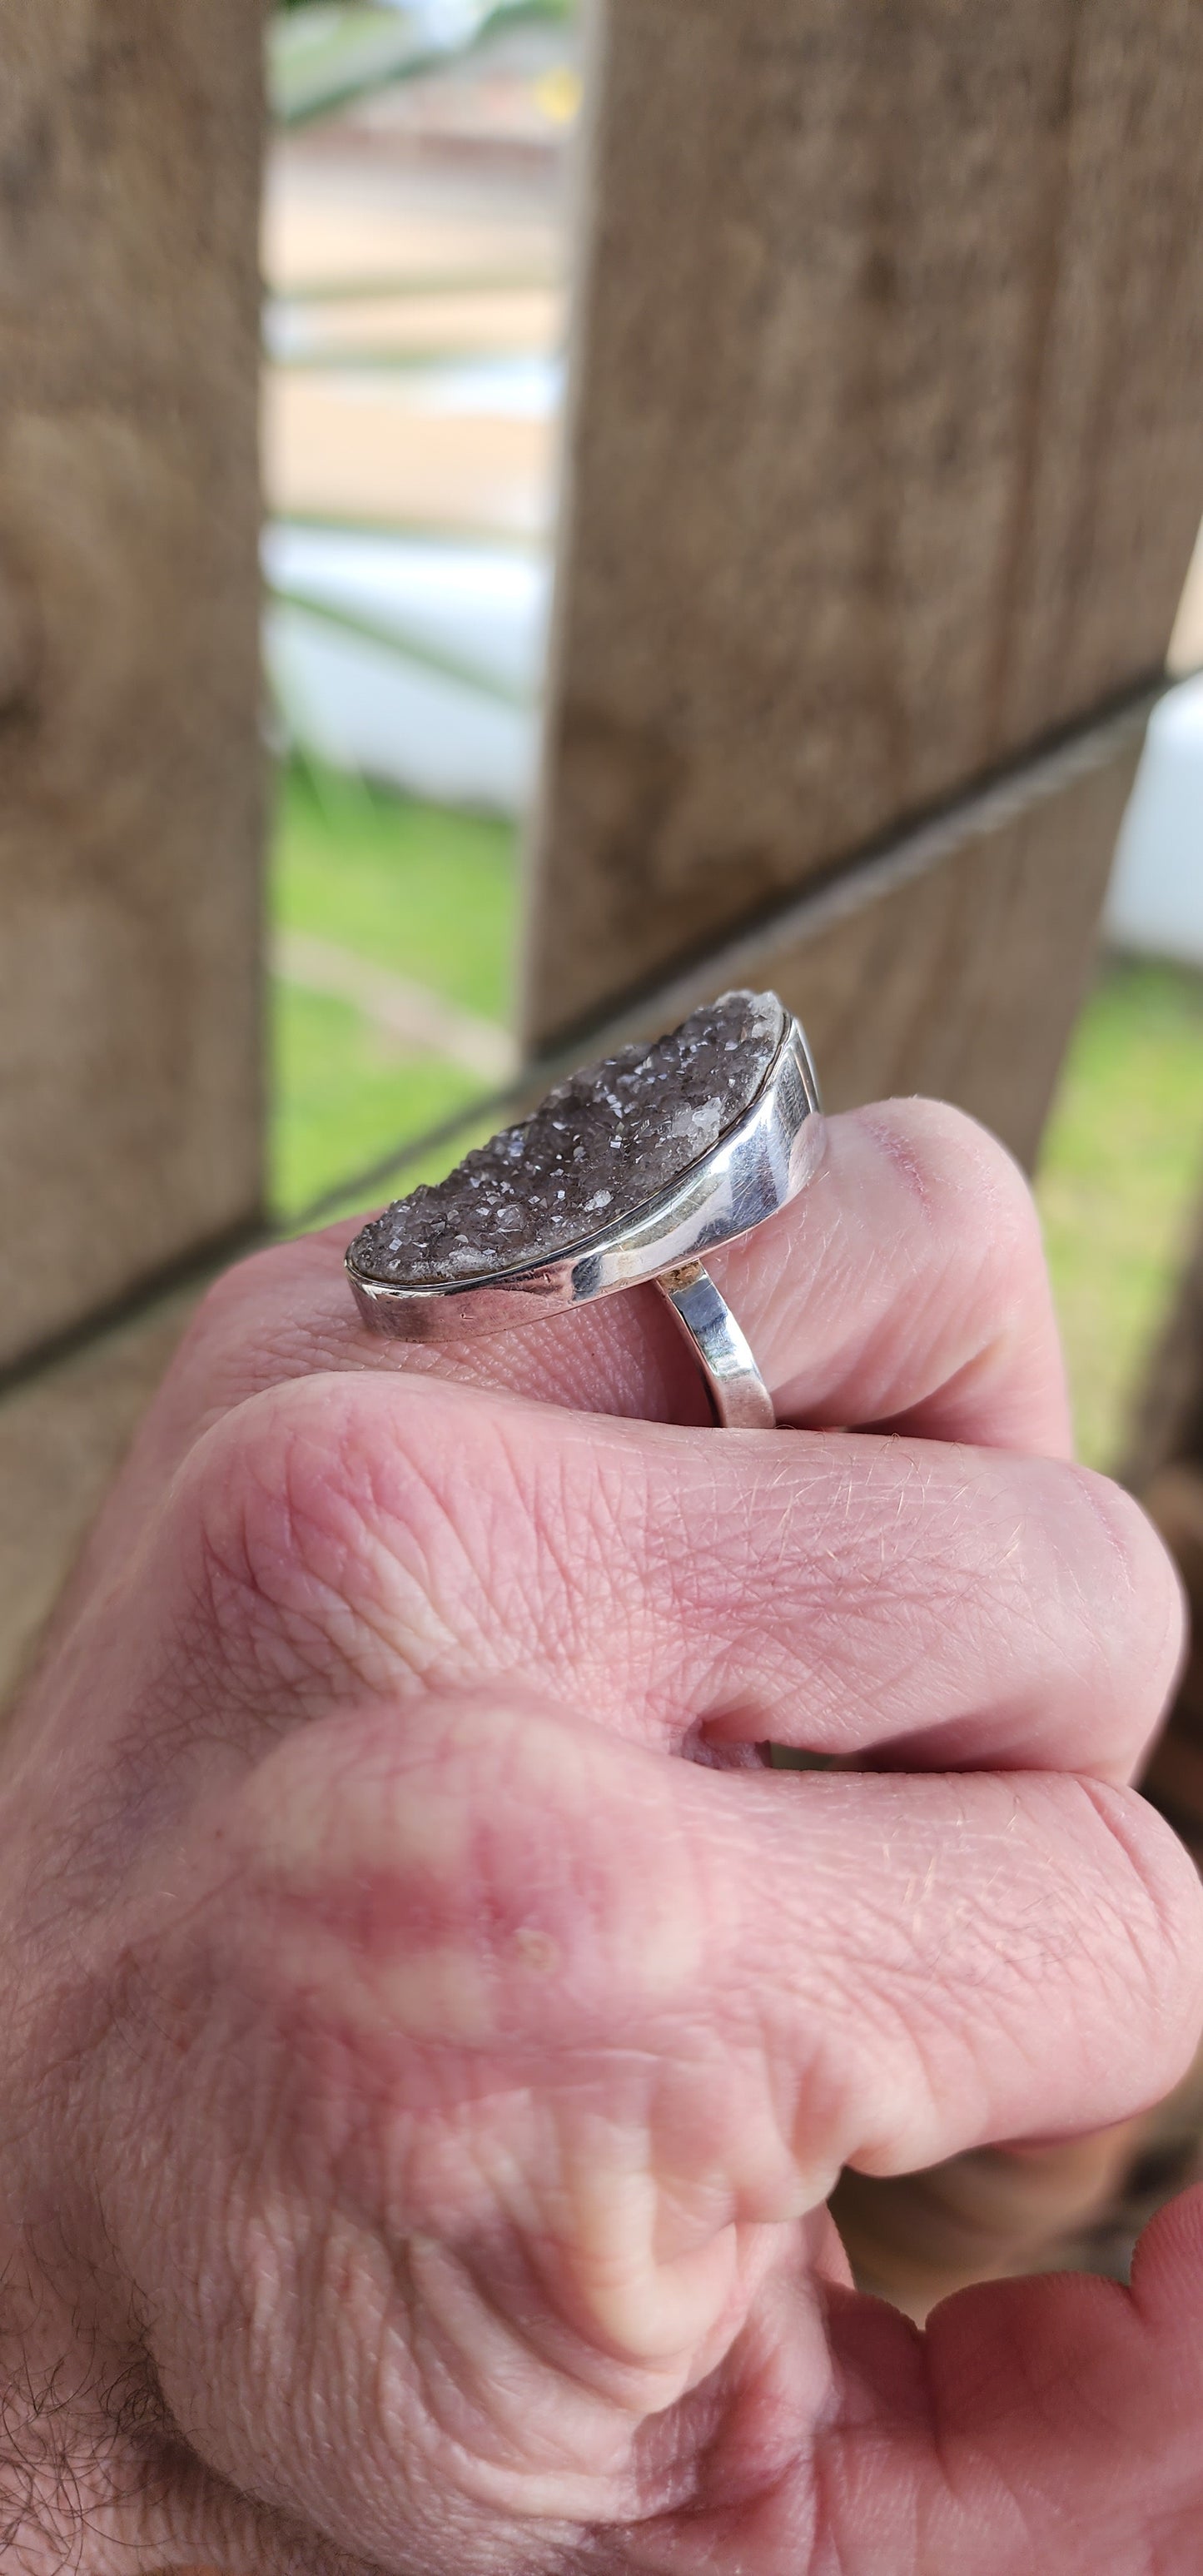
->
[271,984,490,1219]
[269,757,519,1219]
[275,757,517,1018]
[1036,959,1203,1470]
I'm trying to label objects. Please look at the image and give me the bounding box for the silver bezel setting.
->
[346,1007,823,1343]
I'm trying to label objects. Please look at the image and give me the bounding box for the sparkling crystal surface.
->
[349,989,783,1288]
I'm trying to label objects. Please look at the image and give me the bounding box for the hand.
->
[2,1099,1201,2576]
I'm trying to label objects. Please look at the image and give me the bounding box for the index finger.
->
[186,1097,1070,1444]
[81,1097,1071,1594]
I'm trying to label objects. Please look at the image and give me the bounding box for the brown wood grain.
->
[0,1286,198,1717]
[761,742,1140,1170]
[0,2,266,1368]
[525,0,1203,1042]
[569,719,1141,1176]
[1125,1197,1203,1487]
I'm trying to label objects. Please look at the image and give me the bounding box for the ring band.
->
[657,1259,777,1429]
[345,989,821,1428]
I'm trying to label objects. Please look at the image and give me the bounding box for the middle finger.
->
[174,1368,1182,1783]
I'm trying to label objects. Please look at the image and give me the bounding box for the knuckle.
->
[181,1240,297,1364]
[176,1373,563,1703]
[176,1374,425,1694]
[1063,1466,1186,1728]
[163,1235,352,1435]
[175,1385,329,1684]
[1076,1779,1203,2066]
[233,1695,694,2047]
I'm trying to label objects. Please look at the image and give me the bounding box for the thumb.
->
[816,2184,1203,2576]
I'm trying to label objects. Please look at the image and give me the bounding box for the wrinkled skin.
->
[2,1098,1203,2576]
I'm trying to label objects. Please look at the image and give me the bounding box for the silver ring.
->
[345,990,823,1430]
[655,1258,778,1429]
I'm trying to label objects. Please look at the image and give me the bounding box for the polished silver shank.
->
[347,1012,822,1343]
[657,1259,777,1430]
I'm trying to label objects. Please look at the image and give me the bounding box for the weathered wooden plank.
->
[1170,520,1203,674]
[1124,1198,1203,1488]
[0,2,266,1368]
[0,1288,196,1716]
[759,743,1141,1171]
[526,0,1203,1043]
[571,716,1141,1175]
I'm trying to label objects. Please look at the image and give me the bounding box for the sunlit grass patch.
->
[274,757,516,1017]
[1036,959,1203,1470]
[271,980,487,1220]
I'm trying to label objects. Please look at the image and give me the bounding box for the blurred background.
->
[264,0,1203,1477]
[264,0,569,1226]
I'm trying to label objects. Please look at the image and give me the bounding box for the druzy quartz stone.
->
[349,990,784,1288]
